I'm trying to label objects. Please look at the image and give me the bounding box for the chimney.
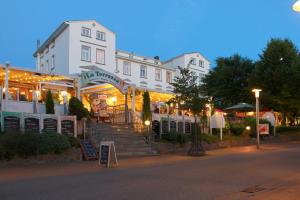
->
[37,40,40,49]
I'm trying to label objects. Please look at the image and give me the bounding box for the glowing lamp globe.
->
[293,0,300,12]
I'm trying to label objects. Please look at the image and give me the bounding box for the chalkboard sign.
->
[43,118,57,133]
[4,116,20,132]
[25,118,40,133]
[162,120,169,134]
[61,120,74,135]
[100,145,109,165]
[170,121,177,131]
[185,122,191,134]
[178,122,183,133]
[80,140,98,160]
[152,120,160,135]
[99,141,118,168]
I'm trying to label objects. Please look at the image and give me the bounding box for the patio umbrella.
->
[224,103,254,112]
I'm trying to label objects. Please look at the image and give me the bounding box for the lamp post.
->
[293,0,300,12]
[111,96,117,124]
[252,89,262,149]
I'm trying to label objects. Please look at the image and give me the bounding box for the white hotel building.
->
[33,20,210,124]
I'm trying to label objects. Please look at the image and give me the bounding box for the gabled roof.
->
[163,52,210,64]
[33,20,115,57]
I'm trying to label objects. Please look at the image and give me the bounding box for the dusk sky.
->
[1,0,300,68]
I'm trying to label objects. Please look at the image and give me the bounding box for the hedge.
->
[0,133,77,160]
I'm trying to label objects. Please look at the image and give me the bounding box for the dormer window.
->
[81,27,91,37]
[96,31,106,41]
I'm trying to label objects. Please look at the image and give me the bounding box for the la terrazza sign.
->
[81,69,129,93]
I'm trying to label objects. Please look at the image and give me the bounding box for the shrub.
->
[230,123,245,136]
[68,97,89,120]
[45,90,55,114]
[161,131,189,144]
[38,133,71,154]
[66,135,80,148]
[201,134,219,144]
[276,126,300,133]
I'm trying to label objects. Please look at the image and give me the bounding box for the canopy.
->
[224,103,254,112]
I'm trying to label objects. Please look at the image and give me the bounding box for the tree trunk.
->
[188,115,205,156]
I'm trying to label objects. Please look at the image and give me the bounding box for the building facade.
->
[34,20,210,94]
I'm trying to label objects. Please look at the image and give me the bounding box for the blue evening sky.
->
[1,0,300,68]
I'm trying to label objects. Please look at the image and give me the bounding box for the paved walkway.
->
[1,142,300,199]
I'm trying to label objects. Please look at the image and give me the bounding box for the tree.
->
[170,66,207,156]
[201,54,255,108]
[249,38,300,124]
[68,97,89,120]
[45,90,55,114]
[142,91,151,122]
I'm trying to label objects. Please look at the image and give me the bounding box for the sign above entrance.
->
[81,67,129,94]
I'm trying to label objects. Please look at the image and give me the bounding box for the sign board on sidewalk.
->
[99,141,118,168]
[259,124,269,135]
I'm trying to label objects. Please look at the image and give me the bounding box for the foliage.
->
[68,97,89,120]
[170,66,207,115]
[276,126,300,133]
[249,38,300,124]
[229,123,245,136]
[142,91,152,122]
[0,133,72,160]
[161,131,189,144]
[201,54,255,108]
[38,133,71,154]
[45,90,55,114]
[201,134,219,144]
[66,135,81,148]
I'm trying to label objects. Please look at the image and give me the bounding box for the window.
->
[199,73,205,84]
[81,45,91,62]
[123,61,131,75]
[166,71,172,83]
[96,49,105,64]
[81,27,91,37]
[46,60,49,72]
[96,31,106,41]
[199,60,204,68]
[190,58,196,65]
[155,68,161,81]
[140,65,147,78]
[51,55,55,71]
[40,64,44,73]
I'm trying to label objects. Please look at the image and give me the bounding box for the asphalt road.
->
[1,142,300,200]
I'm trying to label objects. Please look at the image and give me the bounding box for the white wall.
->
[68,21,116,75]
[38,27,70,75]
[5,101,64,114]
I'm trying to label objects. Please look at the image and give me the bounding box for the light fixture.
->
[61,90,68,97]
[144,120,150,126]
[293,0,300,12]
[111,96,117,103]
[246,126,251,131]
[252,89,262,98]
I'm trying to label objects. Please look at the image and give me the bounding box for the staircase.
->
[88,122,159,158]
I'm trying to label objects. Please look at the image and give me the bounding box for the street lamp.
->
[61,91,68,115]
[252,89,262,149]
[293,0,300,12]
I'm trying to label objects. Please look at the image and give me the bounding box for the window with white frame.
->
[51,55,55,71]
[190,58,196,65]
[140,65,147,78]
[199,60,204,68]
[199,73,205,84]
[81,27,91,37]
[96,49,105,64]
[81,45,91,62]
[96,31,106,41]
[40,64,44,73]
[46,60,49,72]
[123,61,131,75]
[155,68,161,81]
[166,71,172,83]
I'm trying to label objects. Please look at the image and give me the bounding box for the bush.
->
[161,131,189,144]
[230,123,245,136]
[68,97,89,120]
[277,126,300,133]
[0,132,72,160]
[201,133,219,144]
[38,133,71,154]
[66,135,80,148]
[45,90,55,114]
